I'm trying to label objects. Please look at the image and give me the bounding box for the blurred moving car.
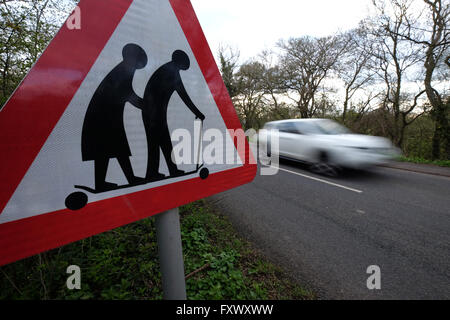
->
[259,119,400,175]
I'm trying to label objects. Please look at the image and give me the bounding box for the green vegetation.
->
[0,200,314,300]
[396,156,450,168]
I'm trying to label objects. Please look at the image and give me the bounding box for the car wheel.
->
[310,151,339,177]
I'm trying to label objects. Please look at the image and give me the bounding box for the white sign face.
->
[0,0,256,266]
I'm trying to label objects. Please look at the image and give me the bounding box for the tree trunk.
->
[425,84,449,160]
[423,26,449,159]
[342,89,349,124]
[431,123,441,159]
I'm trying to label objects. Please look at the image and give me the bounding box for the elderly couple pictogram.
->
[81,43,205,192]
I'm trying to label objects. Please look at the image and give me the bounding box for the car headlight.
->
[343,146,395,155]
[343,146,369,150]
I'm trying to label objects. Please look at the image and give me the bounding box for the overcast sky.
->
[190,0,374,62]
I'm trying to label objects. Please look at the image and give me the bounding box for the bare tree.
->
[233,61,269,130]
[338,27,377,123]
[364,0,427,147]
[392,0,449,158]
[256,50,295,120]
[278,35,346,118]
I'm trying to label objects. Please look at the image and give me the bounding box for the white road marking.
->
[272,166,363,193]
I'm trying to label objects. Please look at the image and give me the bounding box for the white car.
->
[259,119,399,175]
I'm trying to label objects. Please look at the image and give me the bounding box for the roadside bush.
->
[0,201,313,300]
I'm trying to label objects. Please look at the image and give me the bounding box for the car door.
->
[294,121,319,162]
[277,122,301,159]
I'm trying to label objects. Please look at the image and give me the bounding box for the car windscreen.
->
[293,122,323,134]
[314,120,351,134]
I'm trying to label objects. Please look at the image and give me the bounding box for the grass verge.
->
[0,200,314,300]
[396,156,450,167]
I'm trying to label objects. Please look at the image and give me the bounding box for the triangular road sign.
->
[0,0,256,266]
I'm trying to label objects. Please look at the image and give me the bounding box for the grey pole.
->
[155,207,187,300]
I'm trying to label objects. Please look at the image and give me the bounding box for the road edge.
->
[380,161,450,178]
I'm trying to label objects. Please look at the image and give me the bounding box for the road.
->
[208,159,450,299]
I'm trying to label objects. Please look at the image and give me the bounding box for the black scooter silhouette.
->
[65,118,208,211]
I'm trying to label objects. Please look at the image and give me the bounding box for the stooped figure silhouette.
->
[81,43,147,191]
[143,50,205,181]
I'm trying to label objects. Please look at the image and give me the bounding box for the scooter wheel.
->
[65,192,88,211]
[199,168,209,180]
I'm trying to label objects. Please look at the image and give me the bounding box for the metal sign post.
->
[155,207,187,300]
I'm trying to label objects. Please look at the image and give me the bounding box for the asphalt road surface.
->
[208,159,450,299]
